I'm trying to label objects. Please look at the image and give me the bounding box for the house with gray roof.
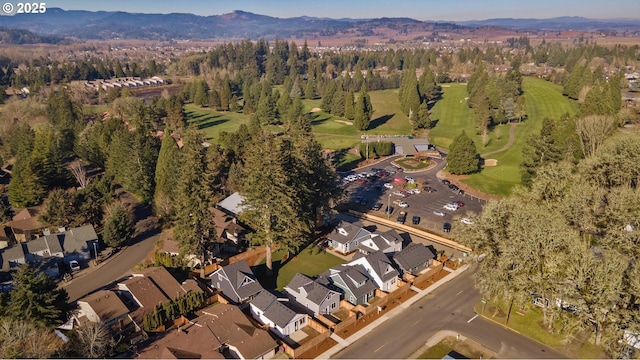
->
[348,251,400,292]
[392,243,436,277]
[356,229,403,255]
[0,244,26,271]
[59,225,99,261]
[210,260,263,304]
[327,221,374,254]
[283,273,340,316]
[318,265,377,306]
[249,291,308,338]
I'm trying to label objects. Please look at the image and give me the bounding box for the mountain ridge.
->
[2,9,639,41]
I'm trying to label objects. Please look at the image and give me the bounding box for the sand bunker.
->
[484,159,498,166]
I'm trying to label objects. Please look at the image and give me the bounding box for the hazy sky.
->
[46,0,638,21]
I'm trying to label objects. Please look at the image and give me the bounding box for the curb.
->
[317,264,470,359]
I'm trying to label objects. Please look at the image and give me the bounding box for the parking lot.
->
[340,157,487,235]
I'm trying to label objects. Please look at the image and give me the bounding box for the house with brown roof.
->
[117,266,203,324]
[7,208,48,242]
[212,208,247,254]
[136,303,277,359]
[77,290,130,329]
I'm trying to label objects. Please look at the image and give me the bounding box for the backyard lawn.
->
[253,242,344,291]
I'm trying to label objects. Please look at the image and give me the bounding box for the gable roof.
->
[285,273,337,306]
[330,265,377,299]
[327,221,371,245]
[212,260,263,301]
[121,276,169,310]
[250,291,298,329]
[217,192,247,217]
[378,229,403,245]
[78,290,129,323]
[353,250,399,283]
[60,225,98,254]
[132,266,202,301]
[0,244,26,270]
[393,243,436,272]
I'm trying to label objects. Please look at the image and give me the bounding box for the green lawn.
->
[430,78,578,197]
[254,242,344,291]
[476,300,605,359]
[185,104,251,141]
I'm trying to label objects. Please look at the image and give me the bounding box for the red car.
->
[455,201,465,207]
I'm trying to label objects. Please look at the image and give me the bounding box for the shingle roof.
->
[327,221,370,245]
[335,265,377,299]
[251,291,298,329]
[121,276,169,311]
[214,260,263,301]
[78,290,129,323]
[217,192,247,216]
[365,251,399,282]
[60,225,98,254]
[250,290,276,312]
[393,244,435,272]
[0,244,26,270]
[132,266,202,301]
[285,273,337,307]
[378,229,403,246]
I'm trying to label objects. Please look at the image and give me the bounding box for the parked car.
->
[397,211,407,224]
[443,223,451,232]
[405,176,415,182]
[424,186,436,193]
[443,203,459,211]
[442,179,451,186]
[455,201,465,207]
[458,189,465,195]
[372,203,383,211]
[69,260,80,272]
[398,201,409,208]
[392,190,406,197]
[433,210,446,217]
[384,182,394,189]
[461,218,474,225]
[412,216,421,225]
[385,206,394,215]
[448,184,459,192]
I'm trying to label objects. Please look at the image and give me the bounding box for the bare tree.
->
[68,160,90,189]
[74,321,115,358]
[0,317,63,358]
[574,115,616,158]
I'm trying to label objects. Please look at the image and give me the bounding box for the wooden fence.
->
[280,318,330,358]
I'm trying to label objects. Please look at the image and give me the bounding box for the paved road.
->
[333,267,566,359]
[61,232,162,302]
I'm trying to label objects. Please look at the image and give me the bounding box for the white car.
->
[384,183,394,189]
[69,260,80,272]
[405,176,415,182]
[408,188,421,194]
[392,190,406,197]
[398,201,409,208]
[433,210,446,216]
[443,203,459,211]
[461,218,474,225]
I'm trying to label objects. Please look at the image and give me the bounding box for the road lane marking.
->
[374,342,388,352]
[456,290,464,295]
[467,314,479,323]
[411,319,421,327]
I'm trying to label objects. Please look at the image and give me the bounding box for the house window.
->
[350,295,355,303]
[331,302,337,309]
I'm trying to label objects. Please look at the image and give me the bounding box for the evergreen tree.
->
[8,265,68,328]
[239,131,308,273]
[166,95,185,129]
[320,80,336,113]
[102,203,133,248]
[331,91,346,117]
[8,156,46,208]
[154,133,181,221]
[0,196,13,224]
[46,88,81,156]
[193,79,208,106]
[520,117,562,187]
[411,101,431,130]
[447,130,481,175]
[304,78,316,100]
[40,188,75,227]
[353,88,373,131]
[220,76,232,111]
[344,90,355,120]
[173,128,216,262]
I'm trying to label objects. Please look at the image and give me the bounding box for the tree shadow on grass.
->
[368,114,394,130]
[196,119,229,130]
[252,260,281,290]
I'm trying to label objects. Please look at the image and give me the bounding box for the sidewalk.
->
[317,264,470,359]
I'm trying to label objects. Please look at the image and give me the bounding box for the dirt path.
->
[480,122,517,158]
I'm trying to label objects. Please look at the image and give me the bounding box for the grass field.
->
[431,78,578,196]
[254,242,344,291]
